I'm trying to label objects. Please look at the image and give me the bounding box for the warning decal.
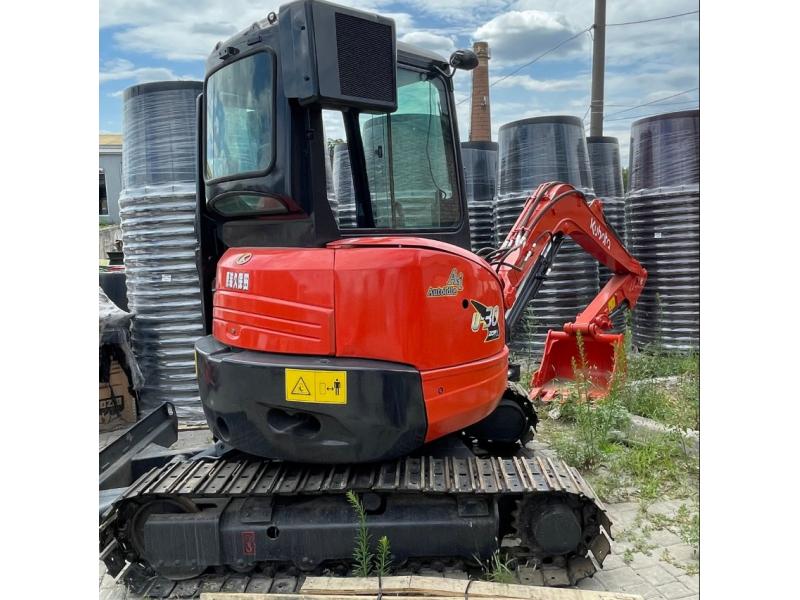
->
[290,377,311,396]
[285,369,347,404]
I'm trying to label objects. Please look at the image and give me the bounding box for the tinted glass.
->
[356,69,459,229]
[206,52,273,181]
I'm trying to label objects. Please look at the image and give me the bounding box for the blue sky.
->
[100,0,699,165]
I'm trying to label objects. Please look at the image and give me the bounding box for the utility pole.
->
[589,0,606,137]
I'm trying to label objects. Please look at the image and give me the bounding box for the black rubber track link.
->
[100,453,613,597]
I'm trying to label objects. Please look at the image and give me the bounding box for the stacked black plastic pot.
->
[496,116,599,362]
[332,143,356,229]
[461,141,498,253]
[362,114,454,228]
[626,110,700,351]
[325,148,338,219]
[119,81,204,421]
[587,136,627,331]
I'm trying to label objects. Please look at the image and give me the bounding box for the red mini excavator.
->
[100,0,646,591]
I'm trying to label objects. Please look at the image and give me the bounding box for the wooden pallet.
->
[200,575,642,600]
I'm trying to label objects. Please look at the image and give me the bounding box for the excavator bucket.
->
[529,329,623,402]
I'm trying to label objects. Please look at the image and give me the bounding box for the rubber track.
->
[101,455,613,597]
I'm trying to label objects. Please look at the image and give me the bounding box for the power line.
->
[604,106,698,123]
[582,99,699,122]
[606,10,699,27]
[456,9,699,107]
[604,100,700,108]
[456,26,592,105]
[603,88,698,118]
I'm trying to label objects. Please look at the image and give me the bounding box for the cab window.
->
[206,52,274,182]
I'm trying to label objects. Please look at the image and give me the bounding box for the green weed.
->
[346,491,394,577]
[346,491,374,577]
[627,345,699,381]
[618,433,692,500]
[374,536,392,577]
[478,550,517,584]
[550,333,630,469]
[650,503,700,554]
[546,341,697,502]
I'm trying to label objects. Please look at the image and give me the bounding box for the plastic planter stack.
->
[332,143,356,229]
[586,136,627,331]
[626,110,700,351]
[495,116,598,362]
[119,81,205,422]
[325,148,338,219]
[362,114,454,228]
[461,141,498,253]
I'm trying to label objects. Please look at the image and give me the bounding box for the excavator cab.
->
[193,0,520,464]
[196,0,473,333]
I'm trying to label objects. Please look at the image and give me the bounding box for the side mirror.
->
[449,49,479,71]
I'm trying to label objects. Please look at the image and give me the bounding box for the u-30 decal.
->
[470,300,500,342]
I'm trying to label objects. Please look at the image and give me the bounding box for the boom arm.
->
[485,182,647,399]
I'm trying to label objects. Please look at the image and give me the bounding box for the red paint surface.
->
[242,531,256,556]
[213,237,509,442]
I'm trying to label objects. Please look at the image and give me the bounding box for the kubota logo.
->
[590,218,611,250]
[236,252,253,265]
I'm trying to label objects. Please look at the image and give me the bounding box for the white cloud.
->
[382,12,415,35]
[399,31,456,58]
[98,0,699,168]
[490,74,586,93]
[474,10,588,66]
[101,0,414,61]
[405,0,508,24]
[99,58,192,83]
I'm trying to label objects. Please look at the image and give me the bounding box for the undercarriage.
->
[99,401,612,597]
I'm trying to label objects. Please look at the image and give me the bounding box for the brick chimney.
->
[469,41,492,142]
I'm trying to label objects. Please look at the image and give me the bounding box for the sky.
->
[99,0,699,166]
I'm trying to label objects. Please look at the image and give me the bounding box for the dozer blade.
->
[529,330,623,402]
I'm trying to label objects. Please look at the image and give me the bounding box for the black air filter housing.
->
[279,0,397,112]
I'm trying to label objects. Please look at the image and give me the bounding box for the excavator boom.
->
[485,182,647,400]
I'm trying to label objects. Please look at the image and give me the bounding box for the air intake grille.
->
[335,13,394,102]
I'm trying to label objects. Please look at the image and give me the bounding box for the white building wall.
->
[100,150,123,224]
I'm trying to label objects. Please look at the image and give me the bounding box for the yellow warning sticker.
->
[285,369,347,404]
[607,296,617,312]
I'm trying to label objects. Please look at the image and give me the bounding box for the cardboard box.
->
[100,359,137,432]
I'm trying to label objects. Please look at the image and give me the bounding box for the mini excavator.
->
[99,0,646,592]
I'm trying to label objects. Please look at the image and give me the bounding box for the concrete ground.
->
[576,499,699,599]
[99,429,699,599]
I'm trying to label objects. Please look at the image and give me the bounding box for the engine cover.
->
[213,236,505,370]
[207,237,509,451]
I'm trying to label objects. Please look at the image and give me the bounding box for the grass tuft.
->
[531,337,700,577]
[538,338,699,503]
[478,550,517,584]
